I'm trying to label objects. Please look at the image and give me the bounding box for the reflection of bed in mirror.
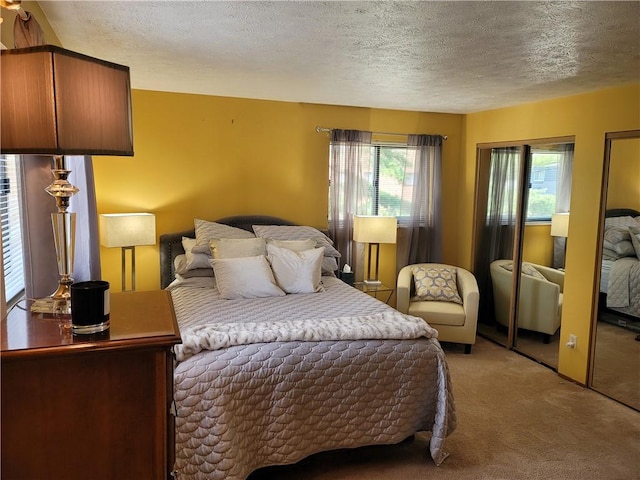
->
[599,208,640,323]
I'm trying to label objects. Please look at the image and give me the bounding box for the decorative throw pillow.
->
[629,225,640,260]
[193,219,255,254]
[252,225,341,258]
[605,215,637,229]
[604,226,631,245]
[210,237,267,259]
[210,256,285,299]
[266,239,337,275]
[321,256,339,276]
[174,254,190,276]
[499,261,546,280]
[181,237,211,271]
[604,239,635,257]
[267,244,325,294]
[602,247,620,261]
[412,266,462,304]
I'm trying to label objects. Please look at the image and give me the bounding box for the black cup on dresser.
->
[70,280,110,334]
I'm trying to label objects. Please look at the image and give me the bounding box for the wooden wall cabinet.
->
[1,290,181,480]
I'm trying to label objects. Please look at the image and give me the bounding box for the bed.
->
[600,209,640,319]
[160,215,457,480]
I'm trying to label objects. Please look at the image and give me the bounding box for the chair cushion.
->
[408,301,466,327]
[412,266,463,304]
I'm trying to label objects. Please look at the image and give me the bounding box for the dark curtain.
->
[398,134,443,269]
[328,129,373,269]
[553,143,574,268]
[474,147,520,315]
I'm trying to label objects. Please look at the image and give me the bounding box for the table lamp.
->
[550,212,570,238]
[99,213,156,292]
[551,212,570,269]
[353,215,397,286]
[1,45,133,313]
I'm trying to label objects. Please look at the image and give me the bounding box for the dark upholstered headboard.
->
[605,208,640,218]
[159,215,307,289]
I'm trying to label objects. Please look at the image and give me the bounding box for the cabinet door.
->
[1,348,170,480]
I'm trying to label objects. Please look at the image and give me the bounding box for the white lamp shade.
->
[353,215,397,244]
[550,213,570,238]
[99,213,156,247]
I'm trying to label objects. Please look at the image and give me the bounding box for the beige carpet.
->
[592,321,640,410]
[248,337,640,480]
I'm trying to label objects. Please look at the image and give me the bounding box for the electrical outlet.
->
[567,334,577,349]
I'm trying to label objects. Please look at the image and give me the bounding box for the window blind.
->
[1,154,25,303]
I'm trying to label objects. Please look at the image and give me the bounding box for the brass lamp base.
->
[31,297,71,315]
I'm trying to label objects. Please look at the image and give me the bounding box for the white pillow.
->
[268,239,337,275]
[321,256,339,276]
[210,237,267,259]
[630,225,640,260]
[181,237,211,270]
[174,254,189,276]
[605,215,638,229]
[210,256,285,299]
[252,225,341,258]
[193,219,255,254]
[267,238,316,252]
[267,244,325,294]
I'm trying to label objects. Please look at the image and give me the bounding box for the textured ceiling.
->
[37,1,640,114]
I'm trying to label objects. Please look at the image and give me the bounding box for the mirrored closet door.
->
[473,138,574,369]
[590,130,640,410]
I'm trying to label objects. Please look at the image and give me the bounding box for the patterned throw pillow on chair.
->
[412,266,463,304]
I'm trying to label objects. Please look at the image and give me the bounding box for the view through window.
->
[363,144,421,221]
[486,146,570,223]
[527,149,565,221]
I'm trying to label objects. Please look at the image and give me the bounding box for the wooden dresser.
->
[1,290,181,480]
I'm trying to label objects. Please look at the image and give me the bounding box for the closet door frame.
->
[588,129,640,389]
[472,136,574,350]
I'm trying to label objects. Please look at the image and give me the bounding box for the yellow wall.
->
[463,84,640,384]
[94,91,464,294]
[606,137,640,210]
[522,224,554,266]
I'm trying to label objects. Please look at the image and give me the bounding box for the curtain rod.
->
[315,126,447,141]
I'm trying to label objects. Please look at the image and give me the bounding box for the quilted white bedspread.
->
[607,257,640,317]
[169,276,457,479]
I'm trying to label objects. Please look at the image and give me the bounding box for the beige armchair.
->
[397,264,479,354]
[489,260,564,343]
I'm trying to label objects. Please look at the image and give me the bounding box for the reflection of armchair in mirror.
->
[490,260,563,343]
[591,132,640,411]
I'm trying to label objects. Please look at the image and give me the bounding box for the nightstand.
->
[1,290,181,480]
[354,282,395,304]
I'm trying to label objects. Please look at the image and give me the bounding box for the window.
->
[329,142,427,222]
[527,149,564,222]
[369,145,414,217]
[484,144,573,224]
[1,154,25,305]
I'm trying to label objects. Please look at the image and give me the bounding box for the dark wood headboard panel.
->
[159,215,299,289]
